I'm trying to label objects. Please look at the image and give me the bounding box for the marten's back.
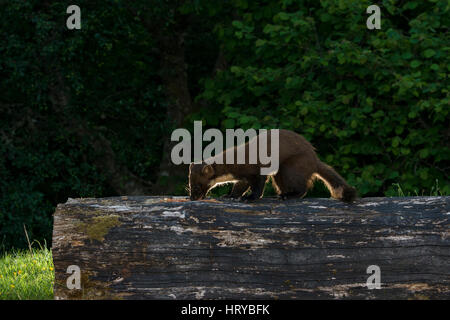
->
[215,129,318,166]
[276,129,318,164]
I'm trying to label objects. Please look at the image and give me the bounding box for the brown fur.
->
[189,129,356,202]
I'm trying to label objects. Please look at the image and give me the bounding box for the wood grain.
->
[52,196,450,299]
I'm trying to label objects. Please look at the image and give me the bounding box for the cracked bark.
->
[52,196,450,300]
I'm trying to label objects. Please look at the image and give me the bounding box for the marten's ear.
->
[202,164,214,178]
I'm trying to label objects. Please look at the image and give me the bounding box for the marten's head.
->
[189,162,215,200]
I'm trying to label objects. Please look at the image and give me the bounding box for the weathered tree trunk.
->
[52,196,450,300]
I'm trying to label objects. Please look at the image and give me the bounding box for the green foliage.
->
[198,0,450,197]
[1,0,448,250]
[0,1,166,250]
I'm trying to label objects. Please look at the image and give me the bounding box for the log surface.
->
[52,196,450,299]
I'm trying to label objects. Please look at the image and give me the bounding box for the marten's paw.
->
[221,192,245,199]
[239,194,258,202]
[341,187,357,203]
[219,194,241,201]
[278,192,301,200]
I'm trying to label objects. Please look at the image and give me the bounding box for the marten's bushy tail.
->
[315,161,356,203]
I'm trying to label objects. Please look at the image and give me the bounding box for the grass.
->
[392,179,445,197]
[0,246,54,300]
[0,180,445,300]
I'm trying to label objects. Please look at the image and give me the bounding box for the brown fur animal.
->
[189,129,356,202]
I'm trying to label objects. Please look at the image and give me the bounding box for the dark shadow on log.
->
[52,196,450,299]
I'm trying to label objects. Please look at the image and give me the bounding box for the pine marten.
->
[188,129,356,202]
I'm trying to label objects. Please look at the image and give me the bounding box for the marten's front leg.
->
[241,175,267,201]
[221,180,250,199]
[230,180,250,198]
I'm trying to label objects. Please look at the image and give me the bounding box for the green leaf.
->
[392,137,401,148]
[278,12,290,21]
[255,39,266,47]
[403,2,419,10]
[402,52,413,59]
[419,149,429,158]
[227,112,241,118]
[320,13,331,22]
[232,20,244,29]
[401,147,411,155]
[223,119,235,128]
[420,170,428,180]
[239,116,252,124]
[410,60,421,68]
[230,66,241,74]
[423,49,436,58]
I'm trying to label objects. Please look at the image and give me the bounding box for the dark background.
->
[1,0,448,251]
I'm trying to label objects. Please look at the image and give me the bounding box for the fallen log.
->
[52,196,450,299]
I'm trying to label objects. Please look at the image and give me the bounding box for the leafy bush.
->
[0,0,448,250]
[0,1,166,250]
[196,0,450,197]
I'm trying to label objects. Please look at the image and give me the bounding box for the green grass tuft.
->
[391,179,445,197]
[0,247,54,300]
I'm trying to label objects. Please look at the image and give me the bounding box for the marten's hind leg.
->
[272,173,307,200]
[272,155,315,200]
